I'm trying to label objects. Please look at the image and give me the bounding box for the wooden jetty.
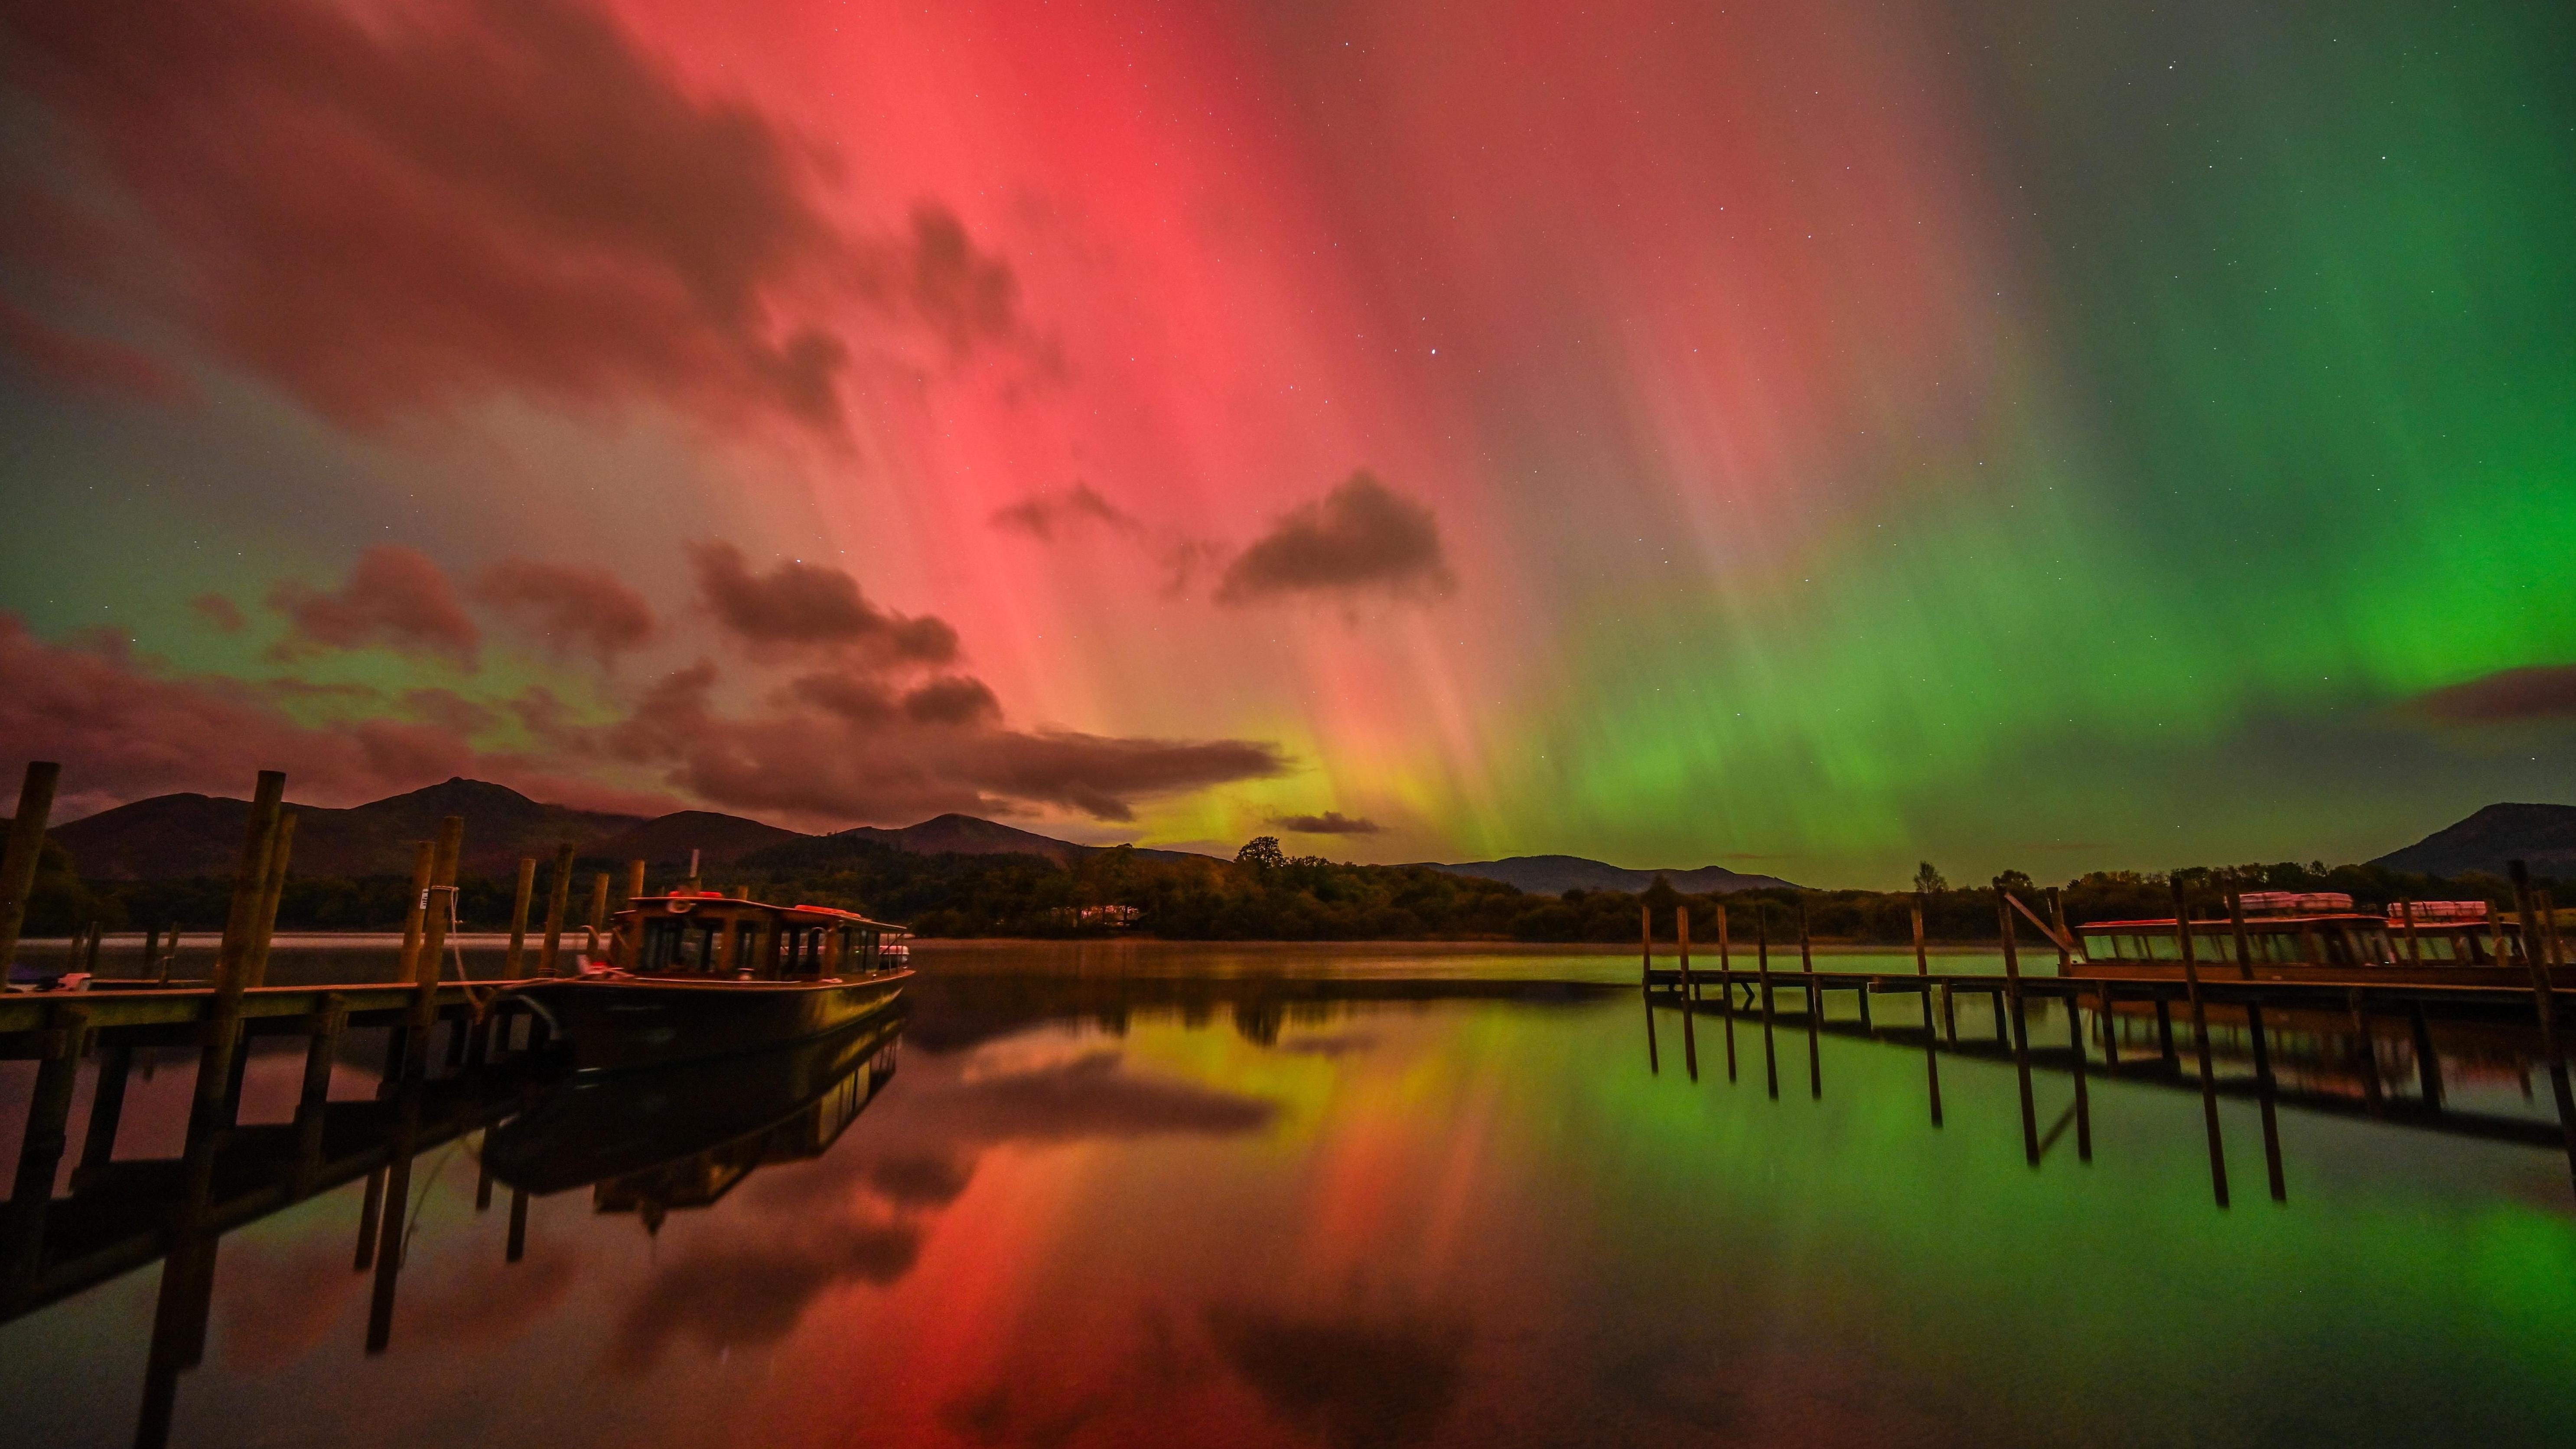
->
[1635,884,2576,1205]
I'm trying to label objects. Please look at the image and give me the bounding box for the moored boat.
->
[507,892,912,1073]
[2066,891,2570,988]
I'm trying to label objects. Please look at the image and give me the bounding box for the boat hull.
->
[513,970,910,1074]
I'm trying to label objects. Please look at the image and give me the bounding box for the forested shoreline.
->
[23,830,2556,945]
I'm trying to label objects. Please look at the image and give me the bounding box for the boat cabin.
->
[613,894,906,980]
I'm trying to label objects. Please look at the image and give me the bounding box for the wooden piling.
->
[2096,982,2119,1075]
[2155,997,2178,1066]
[585,872,611,960]
[1675,906,1697,1081]
[242,811,296,988]
[395,841,434,989]
[1716,905,1738,1082]
[505,857,536,977]
[538,843,575,977]
[2400,899,2422,965]
[2508,860,2576,1195]
[293,995,348,1180]
[189,770,285,1143]
[1639,902,1651,991]
[1912,895,1941,1126]
[2226,892,2255,982]
[0,760,61,979]
[1798,899,1821,1099]
[2174,879,2229,1208]
[402,817,463,1081]
[365,1091,421,1354]
[1757,906,1779,1099]
[1996,886,2039,1166]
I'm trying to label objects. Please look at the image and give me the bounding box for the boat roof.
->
[623,892,906,932]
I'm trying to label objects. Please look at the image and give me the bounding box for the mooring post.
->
[2156,996,2178,1067]
[189,771,285,1145]
[538,843,576,977]
[505,857,536,977]
[294,994,348,1182]
[584,872,610,962]
[1675,906,1698,1081]
[242,811,296,988]
[2508,860,2576,1195]
[1913,895,1941,1127]
[402,817,463,1081]
[2400,899,2422,965]
[1757,906,1779,1099]
[1996,885,2039,1166]
[76,1035,136,1187]
[0,760,62,980]
[1716,905,1738,1081]
[1639,902,1658,1073]
[1798,899,1821,1099]
[2227,892,2256,983]
[2174,879,2230,1208]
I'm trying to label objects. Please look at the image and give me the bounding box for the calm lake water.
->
[4,942,2574,1446]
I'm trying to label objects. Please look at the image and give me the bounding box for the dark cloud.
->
[903,676,1003,727]
[577,656,1285,825]
[2407,664,2576,723]
[1270,811,1383,836]
[189,593,245,632]
[1204,1305,1470,1449]
[0,0,1032,434]
[689,541,958,663]
[1216,472,1456,605]
[266,545,482,665]
[475,557,656,663]
[990,482,1144,540]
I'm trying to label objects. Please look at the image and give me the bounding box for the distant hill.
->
[47,780,1212,880]
[2372,803,2576,879]
[1417,855,1797,895]
[50,778,645,880]
[586,810,805,869]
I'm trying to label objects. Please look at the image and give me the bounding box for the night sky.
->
[1,0,2569,885]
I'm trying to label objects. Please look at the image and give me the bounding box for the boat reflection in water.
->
[485,1013,903,1222]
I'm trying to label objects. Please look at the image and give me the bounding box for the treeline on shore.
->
[20,829,2561,944]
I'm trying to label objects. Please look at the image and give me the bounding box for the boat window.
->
[2081,934,2120,959]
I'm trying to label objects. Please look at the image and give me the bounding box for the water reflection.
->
[3,967,2574,1447]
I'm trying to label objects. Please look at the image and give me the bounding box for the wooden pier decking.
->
[1632,889,2576,1206]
